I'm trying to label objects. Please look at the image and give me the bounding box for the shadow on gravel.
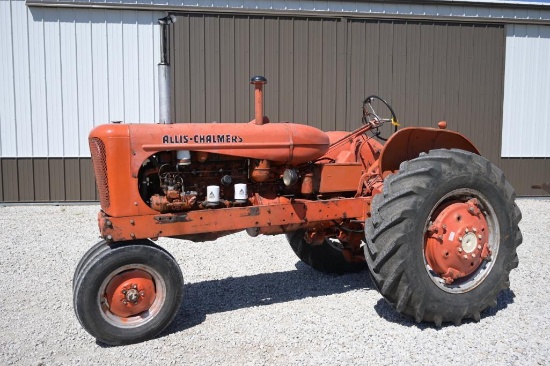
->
[163,262,375,337]
[373,288,516,329]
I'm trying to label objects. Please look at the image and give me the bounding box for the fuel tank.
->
[90,121,330,166]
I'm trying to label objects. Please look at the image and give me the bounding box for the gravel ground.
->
[0,198,549,365]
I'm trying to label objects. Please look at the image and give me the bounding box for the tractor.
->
[73,76,522,345]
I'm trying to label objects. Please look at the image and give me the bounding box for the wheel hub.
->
[425,198,492,284]
[103,269,156,318]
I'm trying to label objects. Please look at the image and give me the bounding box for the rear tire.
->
[364,149,521,326]
[73,240,184,345]
[286,230,366,274]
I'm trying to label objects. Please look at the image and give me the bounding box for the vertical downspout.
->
[158,15,175,124]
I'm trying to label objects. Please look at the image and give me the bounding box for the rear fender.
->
[379,127,480,175]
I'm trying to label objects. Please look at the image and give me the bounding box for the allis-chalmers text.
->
[162,134,244,144]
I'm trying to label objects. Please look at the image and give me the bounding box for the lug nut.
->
[463,255,468,259]
[122,290,127,295]
[478,234,482,239]
[139,291,145,297]
[458,248,463,253]
[122,300,128,305]
[465,228,469,233]
[458,236,463,241]
[132,284,137,289]
[472,253,476,258]
[442,224,447,230]
[472,228,477,233]
[478,245,482,250]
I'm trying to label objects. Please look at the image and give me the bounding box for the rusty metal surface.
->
[98,198,370,242]
[379,127,480,174]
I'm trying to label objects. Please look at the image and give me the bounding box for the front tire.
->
[365,149,521,326]
[73,240,184,345]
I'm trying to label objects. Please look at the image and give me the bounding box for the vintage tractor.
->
[73,76,522,345]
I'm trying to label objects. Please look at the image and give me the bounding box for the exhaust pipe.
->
[158,15,176,124]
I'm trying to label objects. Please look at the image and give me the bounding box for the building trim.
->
[25,1,550,26]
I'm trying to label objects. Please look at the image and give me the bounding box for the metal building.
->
[1,0,549,202]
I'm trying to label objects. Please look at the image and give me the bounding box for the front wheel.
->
[365,149,522,326]
[73,240,184,345]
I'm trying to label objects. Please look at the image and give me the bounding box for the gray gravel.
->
[0,198,549,365]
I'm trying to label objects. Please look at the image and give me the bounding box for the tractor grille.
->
[89,137,110,208]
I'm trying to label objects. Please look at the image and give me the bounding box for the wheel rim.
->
[423,188,500,293]
[98,264,167,328]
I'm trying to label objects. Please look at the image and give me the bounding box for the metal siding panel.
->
[64,158,81,200]
[391,22,407,127]
[17,158,34,201]
[173,14,191,122]
[457,24,473,140]
[488,25,505,162]
[234,16,250,122]
[320,19,337,131]
[445,24,460,131]
[377,22,393,114]
[219,16,236,122]
[106,10,124,124]
[204,15,221,122]
[75,11,94,156]
[2,159,19,201]
[79,158,97,200]
[249,17,265,120]
[48,158,65,200]
[249,16,265,76]
[189,15,206,122]
[418,23,434,125]
[59,8,80,156]
[348,20,367,131]
[405,22,421,127]
[431,23,447,124]
[307,18,322,127]
[122,10,140,122]
[28,7,49,156]
[502,24,550,158]
[0,1,17,157]
[91,9,110,130]
[264,16,279,123]
[43,8,64,157]
[137,11,158,123]
[501,25,515,157]
[12,1,33,157]
[335,19,347,131]
[293,19,308,124]
[33,158,50,201]
[363,21,379,126]
[278,17,294,122]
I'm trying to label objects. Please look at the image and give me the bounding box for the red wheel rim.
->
[423,190,499,292]
[104,269,157,318]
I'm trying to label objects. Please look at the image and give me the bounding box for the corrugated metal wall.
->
[502,24,550,157]
[171,14,547,196]
[0,0,162,202]
[1,4,548,201]
[0,1,162,158]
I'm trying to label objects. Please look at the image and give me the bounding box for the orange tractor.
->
[73,76,522,345]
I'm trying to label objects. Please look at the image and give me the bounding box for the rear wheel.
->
[73,240,184,345]
[365,149,521,326]
[286,230,366,274]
